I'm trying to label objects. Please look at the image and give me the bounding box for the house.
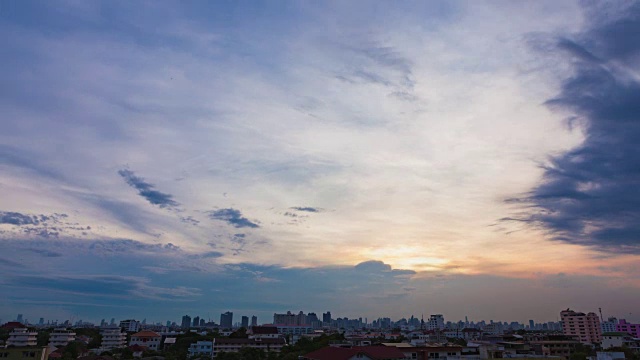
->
[129,331,161,351]
[601,332,640,351]
[302,346,406,360]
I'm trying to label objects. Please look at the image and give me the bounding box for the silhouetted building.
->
[220,312,233,329]
[241,316,249,328]
[181,315,191,329]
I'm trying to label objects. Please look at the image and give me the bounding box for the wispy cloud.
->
[208,208,260,229]
[118,169,179,209]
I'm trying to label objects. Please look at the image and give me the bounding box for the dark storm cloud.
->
[507,3,640,253]
[208,208,259,228]
[118,169,179,208]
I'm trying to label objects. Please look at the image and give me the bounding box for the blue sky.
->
[1,0,640,325]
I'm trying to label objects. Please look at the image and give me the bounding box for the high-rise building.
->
[428,314,445,330]
[529,320,535,329]
[181,315,192,329]
[273,311,307,326]
[119,319,141,332]
[200,318,205,327]
[251,316,258,327]
[241,316,249,328]
[602,317,618,333]
[561,309,602,344]
[39,318,44,325]
[220,312,233,329]
[323,312,331,324]
[193,316,200,327]
[16,314,23,323]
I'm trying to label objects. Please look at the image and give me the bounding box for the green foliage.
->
[277,333,345,359]
[37,331,50,346]
[447,337,467,346]
[228,328,248,339]
[60,341,88,360]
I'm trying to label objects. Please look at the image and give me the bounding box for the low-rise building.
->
[0,347,51,360]
[129,330,161,351]
[188,341,212,358]
[49,329,76,348]
[212,338,286,357]
[100,327,127,350]
[601,332,640,351]
[617,320,640,338]
[7,328,37,347]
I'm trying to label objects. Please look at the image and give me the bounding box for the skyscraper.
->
[529,320,535,329]
[322,312,331,324]
[241,316,249,328]
[220,312,233,329]
[181,315,192,329]
[251,316,257,327]
[192,316,200,327]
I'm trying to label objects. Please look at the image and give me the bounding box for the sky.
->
[1,0,640,326]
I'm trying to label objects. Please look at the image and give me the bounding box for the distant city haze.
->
[1,1,639,323]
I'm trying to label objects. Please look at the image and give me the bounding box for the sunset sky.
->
[1,0,639,325]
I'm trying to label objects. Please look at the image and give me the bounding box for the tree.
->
[37,331,50,346]
[229,328,248,339]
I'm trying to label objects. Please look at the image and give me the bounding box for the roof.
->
[250,326,279,334]
[131,331,161,338]
[1,322,26,329]
[304,346,406,360]
[215,338,285,345]
[602,332,634,336]
[164,338,177,344]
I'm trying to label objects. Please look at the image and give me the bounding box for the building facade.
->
[7,328,37,347]
[129,330,161,351]
[100,327,127,350]
[48,329,76,347]
[220,312,233,329]
[616,319,640,338]
[560,309,602,344]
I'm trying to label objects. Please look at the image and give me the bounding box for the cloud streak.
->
[208,208,260,229]
[118,169,179,208]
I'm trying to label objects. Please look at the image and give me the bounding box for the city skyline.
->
[1,1,640,322]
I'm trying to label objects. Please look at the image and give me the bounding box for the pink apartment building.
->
[617,319,640,338]
[561,309,602,344]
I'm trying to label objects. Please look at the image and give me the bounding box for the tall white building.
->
[119,319,141,332]
[49,329,76,347]
[100,326,127,350]
[601,317,618,333]
[7,328,37,347]
[428,314,445,330]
